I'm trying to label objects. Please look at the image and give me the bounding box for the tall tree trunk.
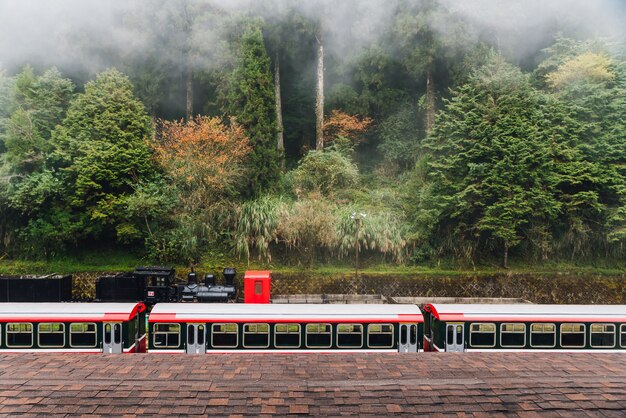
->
[274,52,285,168]
[425,69,435,133]
[315,36,324,151]
[150,115,157,142]
[185,64,193,120]
[502,241,509,269]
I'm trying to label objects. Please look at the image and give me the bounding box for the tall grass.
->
[335,207,408,263]
[234,194,408,264]
[234,195,287,262]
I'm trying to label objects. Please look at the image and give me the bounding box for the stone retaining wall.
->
[270,272,626,304]
[71,271,626,304]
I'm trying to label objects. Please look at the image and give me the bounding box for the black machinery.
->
[179,268,237,303]
[95,266,176,304]
[0,274,72,302]
[135,266,178,305]
[96,266,237,304]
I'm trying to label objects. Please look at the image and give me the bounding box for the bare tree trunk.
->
[274,52,285,168]
[315,37,324,151]
[502,241,509,269]
[185,64,193,120]
[425,69,435,133]
[150,115,157,142]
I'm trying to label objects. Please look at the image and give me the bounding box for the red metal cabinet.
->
[243,270,271,303]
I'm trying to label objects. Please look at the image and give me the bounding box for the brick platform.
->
[0,353,625,416]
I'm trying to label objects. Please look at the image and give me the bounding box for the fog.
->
[0,0,624,78]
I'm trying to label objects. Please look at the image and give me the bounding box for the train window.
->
[305,323,332,348]
[197,325,205,345]
[212,323,238,348]
[337,324,363,348]
[153,323,180,348]
[621,324,626,348]
[590,324,615,348]
[275,324,301,348]
[6,323,33,348]
[243,323,270,348]
[560,323,585,348]
[187,325,195,345]
[70,323,97,348]
[367,324,394,348]
[469,323,496,348]
[38,323,65,348]
[530,323,556,347]
[447,325,453,346]
[500,323,526,348]
[114,324,121,345]
[105,324,112,344]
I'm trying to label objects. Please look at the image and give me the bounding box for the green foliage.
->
[144,215,205,266]
[540,48,626,259]
[234,192,408,266]
[278,197,339,265]
[0,67,76,256]
[50,69,153,239]
[547,53,615,90]
[2,5,626,270]
[534,36,608,86]
[335,207,407,263]
[4,68,156,256]
[0,69,15,141]
[291,150,359,197]
[225,23,279,194]
[2,67,74,174]
[235,195,287,262]
[378,105,420,169]
[417,54,560,264]
[412,49,626,265]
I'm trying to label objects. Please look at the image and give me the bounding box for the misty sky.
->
[0,0,625,76]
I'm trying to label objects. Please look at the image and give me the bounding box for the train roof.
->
[149,303,423,323]
[0,302,145,322]
[423,304,626,322]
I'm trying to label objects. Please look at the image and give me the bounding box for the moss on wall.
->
[270,272,626,304]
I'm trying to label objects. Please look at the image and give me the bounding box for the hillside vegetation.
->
[0,1,625,272]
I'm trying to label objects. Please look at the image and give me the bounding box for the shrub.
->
[335,207,408,263]
[278,196,339,265]
[291,150,359,197]
[234,195,288,262]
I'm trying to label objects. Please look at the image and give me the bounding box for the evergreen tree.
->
[540,41,626,257]
[3,67,74,175]
[36,69,155,248]
[418,55,560,267]
[226,24,279,194]
[0,69,15,142]
[391,0,475,134]
[0,67,75,256]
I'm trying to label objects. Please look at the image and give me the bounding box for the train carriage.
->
[148,303,423,353]
[422,304,626,352]
[0,303,146,353]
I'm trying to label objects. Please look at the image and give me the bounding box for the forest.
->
[0,0,625,270]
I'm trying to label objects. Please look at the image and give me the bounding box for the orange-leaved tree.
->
[152,116,251,209]
[323,109,373,146]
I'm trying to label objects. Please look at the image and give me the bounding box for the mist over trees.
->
[0,0,625,267]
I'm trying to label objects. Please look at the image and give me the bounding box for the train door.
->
[103,322,122,354]
[398,323,418,352]
[445,323,465,352]
[186,324,206,354]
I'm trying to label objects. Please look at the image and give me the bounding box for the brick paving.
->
[0,353,624,416]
